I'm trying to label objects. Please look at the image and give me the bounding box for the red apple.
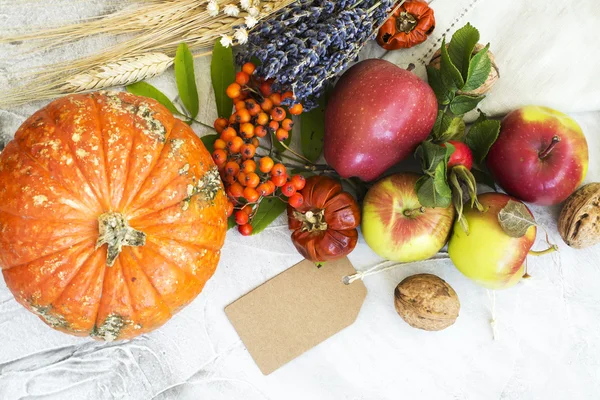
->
[324,59,438,181]
[362,172,455,262]
[444,140,473,170]
[487,106,588,205]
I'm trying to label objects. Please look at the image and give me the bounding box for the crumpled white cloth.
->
[1,1,600,400]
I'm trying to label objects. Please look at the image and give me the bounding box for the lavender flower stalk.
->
[237,0,394,110]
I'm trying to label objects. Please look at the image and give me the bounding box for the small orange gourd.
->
[0,92,227,341]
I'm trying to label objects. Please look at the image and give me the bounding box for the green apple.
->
[448,193,537,289]
[362,173,455,262]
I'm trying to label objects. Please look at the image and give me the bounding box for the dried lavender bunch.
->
[237,0,394,110]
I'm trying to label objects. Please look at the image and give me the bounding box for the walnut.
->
[429,43,500,96]
[558,183,600,249]
[394,274,460,331]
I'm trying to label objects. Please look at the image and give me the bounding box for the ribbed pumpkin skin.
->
[0,92,227,341]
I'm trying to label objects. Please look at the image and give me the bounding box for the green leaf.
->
[438,117,466,142]
[417,141,450,174]
[449,94,484,115]
[462,44,491,92]
[434,161,452,200]
[416,175,437,207]
[448,23,480,79]
[301,95,326,162]
[126,82,179,115]
[440,37,465,90]
[453,165,478,207]
[201,134,218,152]
[175,43,199,119]
[211,40,236,119]
[471,167,496,190]
[497,199,536,238]
[228,215,236,230]
[251,197,288,235]
[426,66,452,106]
[449,170,469,234]
[465,119,501,163]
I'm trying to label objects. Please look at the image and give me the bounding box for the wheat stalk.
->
[0,0,296,107]
[64,53,174,92]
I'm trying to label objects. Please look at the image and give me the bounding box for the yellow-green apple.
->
[362,173,455,262]
[487,106,588,205]
[448,193,537,289]
[324,59,438,181]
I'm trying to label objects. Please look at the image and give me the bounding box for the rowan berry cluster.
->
[212,62,306,236]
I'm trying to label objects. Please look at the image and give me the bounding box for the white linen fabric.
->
[1,1,599,399]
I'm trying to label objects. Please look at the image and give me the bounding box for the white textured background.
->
[1,1,600,399]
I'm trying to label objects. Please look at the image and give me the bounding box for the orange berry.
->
[254,125,267,138]
[235,100,246,111]
[241,204,253,215]
[214,117,228,133]
[259,156,274,173]
[251,137,260,148]
[281,181,296,197]
[271,163,286,177]
[256,112,269,125]
[268,120,280,132]
[271,107,286,122]
[246,99,260,116]
[226,83,242,99]
[228,182,244,198]
[241,159,257,174]
[282,91,294,101]
[245,172,260,188]
[224,161,240,176]
[237,171,247,186]
[236,108,251,123]
[261,98,274,112]
[242,62,256,75]
[291,175,306,191]
[235,210,249,225]
[275,128,289,142]
[243,187,260,203]
[239,122,255,139]
[229,113,237,124]
[214,138,227,150]
[223,174,236,185]
[212,149,227,165]
[238,223,253,236]
[265,180,276,195]
[226,201,234,217]
[257,183,271,196]
[282,118,294,131]
[259,80,273,97]
[269,92,282,106]
[271,174,287,187]
[220,127,237,142]
[241,143,256,159]
[289,103,303,115]
[228,136,244,154]
[235,71,250,86]
[288,193,304,208]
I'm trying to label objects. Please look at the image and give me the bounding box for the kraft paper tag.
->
[225,257,367,375]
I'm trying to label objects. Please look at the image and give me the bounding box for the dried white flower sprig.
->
[1,0,295,107]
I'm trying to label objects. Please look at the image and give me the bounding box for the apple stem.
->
[406,63,415,72]
[403,207,425,217]
[528,244,559,257]
[538,136,561,160]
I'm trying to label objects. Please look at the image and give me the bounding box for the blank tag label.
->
[225,257,367,375]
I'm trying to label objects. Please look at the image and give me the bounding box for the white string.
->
[342,254,451,285]
[487,289,498,340]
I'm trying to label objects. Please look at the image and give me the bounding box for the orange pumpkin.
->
[0,92,227,341]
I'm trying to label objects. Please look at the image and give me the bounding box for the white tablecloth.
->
[1,1,600,399]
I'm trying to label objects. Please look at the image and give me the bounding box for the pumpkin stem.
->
[294,209,328,232]
[96,212,146,267]
[396,12,418,33]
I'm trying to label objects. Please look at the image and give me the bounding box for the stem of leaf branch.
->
[529,244,559,256]
[277,139,315,164]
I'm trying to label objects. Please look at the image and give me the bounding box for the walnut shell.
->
[558,183,600,249]
[394,274,460,331]
[430,43,500,96]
